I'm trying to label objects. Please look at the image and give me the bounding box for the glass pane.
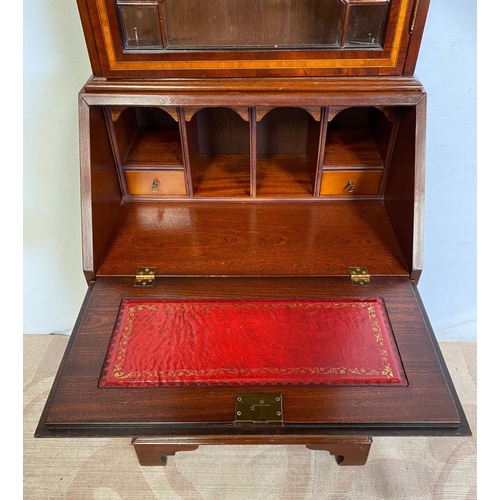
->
[163,0,345,49]
[118,5,163,49]
[344,3,390,48]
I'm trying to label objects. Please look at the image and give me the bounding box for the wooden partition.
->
[99,103,416,202]
[79,99,122,281]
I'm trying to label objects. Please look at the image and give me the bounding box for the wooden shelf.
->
[97,200,408,277]
[323,128,384,169]
[256,155,313,197]
[194,154,250,197]
[125,128,183,168]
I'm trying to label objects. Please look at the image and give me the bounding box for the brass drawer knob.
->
[151,179,160,192]
[346,180,355,193]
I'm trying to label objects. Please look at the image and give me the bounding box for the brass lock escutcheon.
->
[235,394,283,425]
[151,179,160,192]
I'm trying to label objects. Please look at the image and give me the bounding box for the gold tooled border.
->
[96,0,410,72]
[109,301,396,383]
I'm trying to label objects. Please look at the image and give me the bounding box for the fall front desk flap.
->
[99,298,407,387]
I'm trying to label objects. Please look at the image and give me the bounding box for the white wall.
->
[23,1,477,339]
[24,1,91,334]
[415,0,477,340]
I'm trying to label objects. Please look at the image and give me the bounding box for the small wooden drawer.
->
[320,170,382,196]
[125,170,187,196]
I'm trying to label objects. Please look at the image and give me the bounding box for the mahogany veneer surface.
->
[323,128,385,168]
[125,129,183,167]
[194,155,251,197]
[256,155,313,197]
[97,201,407,277]
[41,276,461,434]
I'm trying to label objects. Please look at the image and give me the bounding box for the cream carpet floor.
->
[24,335,476,499]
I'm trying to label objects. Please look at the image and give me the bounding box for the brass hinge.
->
[410,0,420,34]
[235,394,283,425]
[349,267,371,286]
[134,267,156,286]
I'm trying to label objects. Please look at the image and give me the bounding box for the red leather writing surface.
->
[99,298,407,387]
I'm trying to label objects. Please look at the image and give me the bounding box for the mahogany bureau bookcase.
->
[36,0,471,467]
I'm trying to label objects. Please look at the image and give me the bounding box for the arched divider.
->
[109,105,179,123]
[256,106,322,122]
[184,106,250,123]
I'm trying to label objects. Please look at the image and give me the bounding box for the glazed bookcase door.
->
[78,0,427,77]
[116,0,391,51]
[116,1,164,49]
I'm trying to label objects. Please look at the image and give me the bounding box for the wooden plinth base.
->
[132,435,372,467]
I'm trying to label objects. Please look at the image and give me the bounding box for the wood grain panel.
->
[82,76,425,97]
[323,128,385,168]
[39,275,464,435]
[80,99,122,282]
[384,97,425,280]
[256,155,313,197]
[96,200,407,276]
[194,155,251,197]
